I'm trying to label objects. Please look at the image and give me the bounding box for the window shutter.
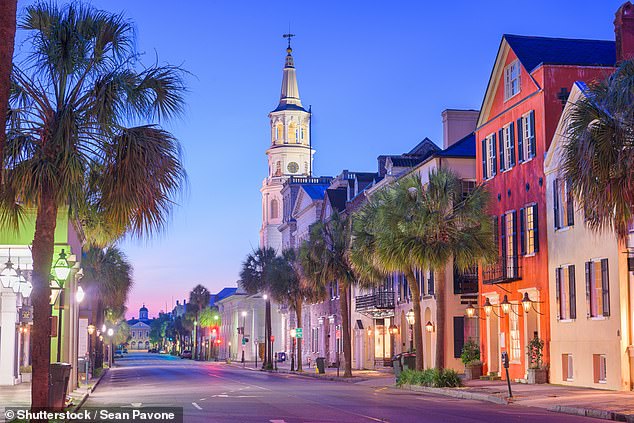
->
[566,181,575,226]
[555,267,561,320]
[453,317,465,359]
[511,211,518,275]
[517,118,524,162]
[428,270,435,296]
[493,216,498,248]
[553,179,560,229]
[492,133,497,176]
[498,129,505,171]
[533,204,539,253]
[519,208,526,256]
[481,139,487,179]
[529,110,536,157]
[509,122,516,166]
[585,261,591,317]
[501,214,506,261]
[569,265,576,319]
[601,259,610,317]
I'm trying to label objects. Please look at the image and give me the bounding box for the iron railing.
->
[482,256,521,284]
[355,290,395,312]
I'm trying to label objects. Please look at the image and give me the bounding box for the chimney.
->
[441,109,479,149]
[615,2,634,63]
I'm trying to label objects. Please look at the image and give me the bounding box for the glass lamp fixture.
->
[75,285,85,303]
[425,321,434,333]
[262,294,268,300]
[87,324,96,335]
[484,298,493,317]
[290,329,296,338]
[465,302,476,318]
[500,295,511,314]
[17,281,32,297]
[406,309,415,325]
[388,324,399,335]
[52,249,71,283]
[107,328,114,337]
[102,324,106,332]
[521,292,532,313]
[0,255,18,289]
[50,277,62,305]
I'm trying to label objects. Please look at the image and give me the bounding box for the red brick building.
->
[474,6,634,380]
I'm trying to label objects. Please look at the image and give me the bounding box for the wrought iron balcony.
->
[482,256,521,284]
[454,266,479,294]
[355,290,395,317]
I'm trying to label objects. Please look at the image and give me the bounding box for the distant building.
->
[127,305,152,350]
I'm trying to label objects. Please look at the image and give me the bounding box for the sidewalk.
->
[400,379,634,421]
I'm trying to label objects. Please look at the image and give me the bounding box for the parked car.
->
[123,348,128,354]
[148,348,158,353]
[114,349,124,358]
[180,350,192,359]
[159,349,167,354]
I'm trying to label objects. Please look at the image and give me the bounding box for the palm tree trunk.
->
[0,0,16,157]
[339,284,352,377]
[434,268,445,369]
[30,188,59,409]
[295,302,302,372]
[405,268,424,371]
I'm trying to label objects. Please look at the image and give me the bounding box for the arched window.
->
[304,162,309,175]
[288,122,297,144]
[275,161,282,176]
[270,199,279,219]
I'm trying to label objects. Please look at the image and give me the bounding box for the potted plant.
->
[460,340,482,380]
[19,365,32,383]
[526,332,547,384]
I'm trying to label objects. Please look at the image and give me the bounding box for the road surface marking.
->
[270,420,286,423]
[130,403,142,407]
[199,398,207,401]
[192,402,202,410]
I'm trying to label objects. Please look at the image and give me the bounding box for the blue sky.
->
[15,0,625,318]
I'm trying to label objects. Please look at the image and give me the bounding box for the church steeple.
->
[275,34,305,112]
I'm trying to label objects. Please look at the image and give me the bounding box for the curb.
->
[72,368,109,412]
[547,405,634,422]
[225,362,372,383]
[397,384,509,405]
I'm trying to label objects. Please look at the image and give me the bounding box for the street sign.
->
[295,328,303,338]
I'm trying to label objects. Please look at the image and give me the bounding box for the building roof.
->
[325,188,347,212]
[302,184,329,200]
[504,34,616,73]
[271,44,307,113]
[436,133,476,158]
[209,287,238,307]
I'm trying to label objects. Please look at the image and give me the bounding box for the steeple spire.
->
[276,33,304,111]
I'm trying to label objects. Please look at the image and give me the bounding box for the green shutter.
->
[601,259,610,317]
[569,265,576,319]
[499,129,505,171]
[509,122,516,167]
[555,268,561,320]
[517,118,524,162]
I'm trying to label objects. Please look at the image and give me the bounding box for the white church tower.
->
[260,35,314,250]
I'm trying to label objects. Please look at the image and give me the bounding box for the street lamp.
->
[52,249,71,282]
[406,309,415,353]
[466,302,476,318]
[425,321,434,333]
[53,250,71,363]
[483,298,493,317]
[290,329,296,371]
[241,311,247,365]
[75,285,85,303]
[0,253,18,289]
[521,292,532,313]
[500,295,511,315]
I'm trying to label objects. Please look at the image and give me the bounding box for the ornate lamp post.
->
[290,329,296,371]
[52,249,71,362]
[406,309,415,352]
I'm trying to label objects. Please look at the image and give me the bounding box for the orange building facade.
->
[475,34,617,381]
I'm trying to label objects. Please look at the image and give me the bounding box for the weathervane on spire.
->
[283,32,295,49]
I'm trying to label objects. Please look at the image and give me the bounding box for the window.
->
[504,60,521,100]
[562,354,574,381]
[275,161,282,177]
[509,304,521,362]
[311,327,319,352]
[593,354,607,383]
[481,133,497,179]
[586,259,610,317]
[453,317,465,359]
[427,270,434,296]
[461,180,476,200]
[501,211,518,278]
[270,199,279,220]
[556,265,576,320]
[554,178,575,229]
[520,204,539,255]
[517,111,536,162]
[499,123,515,171]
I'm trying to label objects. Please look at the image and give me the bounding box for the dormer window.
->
[504,60,521,100]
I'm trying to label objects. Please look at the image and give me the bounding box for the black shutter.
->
[511,210,518,259]
[492,133,497,176]
[428,270,435,296]
[585,261,592,317]
[529,110,536,157]
[519,208,526,256]
[509,122,516,167]
[569,265,576,319]
[601,259,610,317]
[453,317,465,359]
[517,118,524,162]
[499,129,505,171]
[500,214,506,277]
[481,139,487,179]
[533,204,539,253]
[553,179,560,229]
[566,181,575,226]
[555,267,561,320]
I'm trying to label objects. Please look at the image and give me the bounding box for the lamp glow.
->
[425,321,434,333]
[521,292,532,313]
[406,309,415,325]
[0,257,18,289]
[466,302,476,318]
[52,249,71,283]
[107,328,114,337]
[484,298,493,317]
[501,295,511,314]
[75,285,85,303]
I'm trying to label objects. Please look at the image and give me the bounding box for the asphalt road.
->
[84,352,604,423]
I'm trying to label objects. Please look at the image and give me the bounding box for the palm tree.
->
[300,212,355,377]
[269,248,325,372]
[189,285,211,360]
[0,0,17,154]
[82,246,133,369]
[240,247,277,369]
[561,60,634,240]
[3,3,186,407]
[352,170,495,370]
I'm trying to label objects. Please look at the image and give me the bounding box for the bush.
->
[460,340,480,366]
[19,365,32,373]
[397,368,462,388]
[93,367,104,378]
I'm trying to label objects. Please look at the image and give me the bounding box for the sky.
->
[15,0,626,319]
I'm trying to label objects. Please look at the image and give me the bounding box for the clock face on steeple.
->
[287,162,299,173]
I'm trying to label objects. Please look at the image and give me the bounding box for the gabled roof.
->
[505,34,615,74]
[407,137,440,157]
[388,157,425,167]
[210,287,238,307]
[325,188,347,213]
[302,184,329,200]
[436,133,476,158]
